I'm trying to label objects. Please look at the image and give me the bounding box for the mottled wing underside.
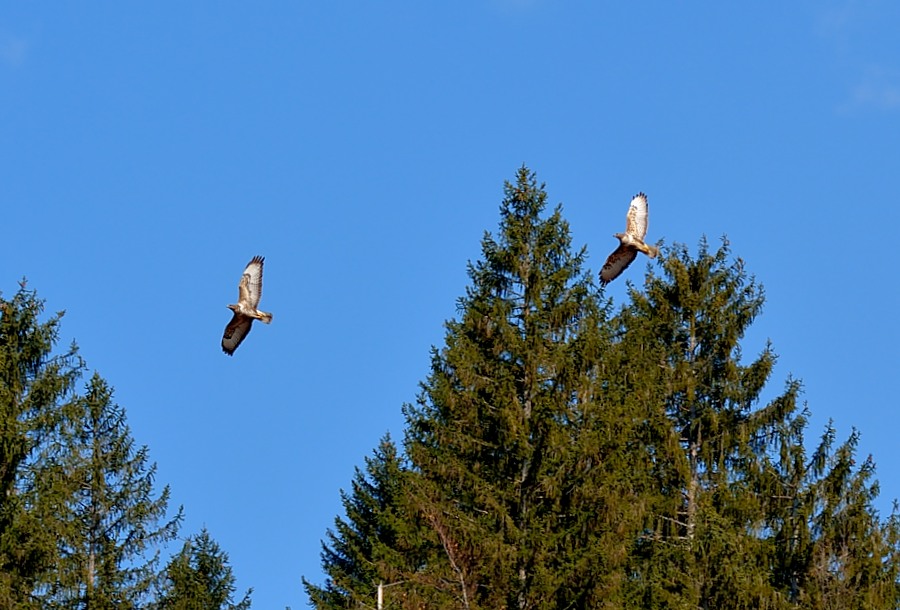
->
[223,255,267,355]
[624,192,649,240]
[599,243,638,284]
[237,274,251,306]
[222,312,253,355]
[239,256,265,309]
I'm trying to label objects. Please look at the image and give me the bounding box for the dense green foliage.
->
[34,373,183,609]
[306,167,900,609]
[3,167,897,609]
[155,528,252,610]
[0,285,83,607]
[0,284,249,608]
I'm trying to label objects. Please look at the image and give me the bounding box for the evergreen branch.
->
[422,508,472,610]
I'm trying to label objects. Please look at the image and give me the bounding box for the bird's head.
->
[613,232,625,240]
[226,304,238,312]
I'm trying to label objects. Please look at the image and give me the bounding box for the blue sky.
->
[2,3,899,608]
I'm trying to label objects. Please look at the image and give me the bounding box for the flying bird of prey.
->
[222,256,273,355]
[599,192,659,285]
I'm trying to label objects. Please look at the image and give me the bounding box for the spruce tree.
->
[309,167,636,609]
[0,283,83,607]
[616,239,794,608]
[618,239,900,609]
[308,173,900,609]
[798,429,900,609]
[33,373,182,609]
[401,167,614,608]
[303,436,433,609]
[763,416,900,609]
[155,528,252,610]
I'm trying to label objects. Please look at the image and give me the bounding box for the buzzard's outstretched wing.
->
[239,256,265,309]
[600,244,638,285]
[222,312,253,355]
[624,192,649,240]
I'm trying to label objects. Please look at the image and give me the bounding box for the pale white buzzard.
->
[222,256,273,355]
[599,192,659,284]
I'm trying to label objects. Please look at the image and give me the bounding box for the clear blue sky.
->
[2,3,899,608]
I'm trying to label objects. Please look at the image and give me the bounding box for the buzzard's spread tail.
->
[646,244,660,259]
[258,311,273,324]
